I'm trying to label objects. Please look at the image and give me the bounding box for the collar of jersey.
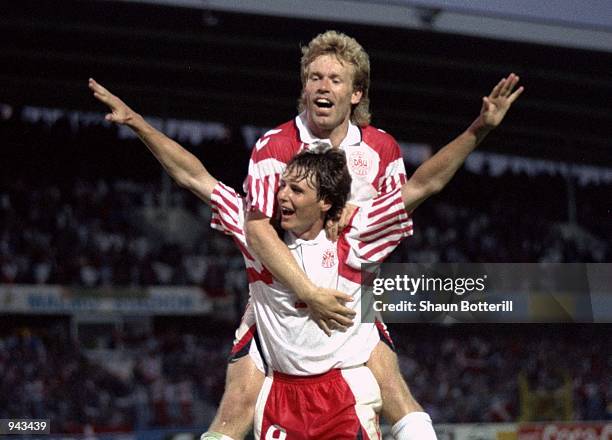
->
[295,112,361,148]
[285,229,328,249]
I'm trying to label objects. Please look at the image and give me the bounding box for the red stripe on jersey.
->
[372,169,387,197]
[217,191,239,215]
[375,319,394,348]
[371,189,399,207]
[214,209,243,237]
[400,173,407,184]
[232,238,255,262]
[337,234,362,284]
[381,175,405,193]
[261,176,270,217]
[357,224,413,249]
[249,174,280,218]
[362,126,403,196]
[368,197,400,219]
[212,184,240,216]
[250,127,298,164]
[361,238,403,261]
[256,178,264,214]
[246,173,255,203]
[220,221,244,238]
[214,200,233,219]
[367,208,407,229]
[264,173,280,219]
[231,324,256,355]
[359,219,401,242]
[247,120,300,216]
[246,267,274,285]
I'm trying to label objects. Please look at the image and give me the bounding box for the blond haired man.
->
[207,30,522,440]
[217,31,425,439]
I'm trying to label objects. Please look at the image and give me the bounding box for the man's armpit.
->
[245,210,283,238]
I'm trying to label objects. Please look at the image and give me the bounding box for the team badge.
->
[322,248,336,268]
[348,150,372,176]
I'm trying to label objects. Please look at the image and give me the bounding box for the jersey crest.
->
[321,247,337,268]
[348,149,372,177]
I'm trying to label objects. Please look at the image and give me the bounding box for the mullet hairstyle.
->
[285,149,352,223]
[298,30,371,127]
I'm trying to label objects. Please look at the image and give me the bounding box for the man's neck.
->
[308,120,350,148]
[290,220,325,241]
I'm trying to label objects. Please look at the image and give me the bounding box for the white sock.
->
[391,412,437,440]
[200,432,236,440]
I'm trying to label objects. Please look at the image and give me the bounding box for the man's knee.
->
[367,341,423,424]
[367,341,404,391]
[224,355,265,406]
[208,355,265,438]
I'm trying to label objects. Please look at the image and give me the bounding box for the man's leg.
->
[204,355,265,440]
[367,341,437,439]
[366,341,422,423]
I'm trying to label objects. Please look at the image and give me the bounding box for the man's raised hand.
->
[479,73,524,130]
[88,78,137,125]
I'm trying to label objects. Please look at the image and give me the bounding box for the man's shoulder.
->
[360,125,399,150]
[251,119,301,161]
[260,119,300,144]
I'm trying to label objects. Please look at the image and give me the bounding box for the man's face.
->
[277,168,330,240]
[303,54,363,137]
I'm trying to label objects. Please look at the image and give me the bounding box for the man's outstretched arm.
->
[88,78,217,204]
[401,73,524,212]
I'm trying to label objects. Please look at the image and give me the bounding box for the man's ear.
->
[319,199,332,214]
[351,88,363,105]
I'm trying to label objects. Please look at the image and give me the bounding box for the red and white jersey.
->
[211,182,413,376]
[245,113,407,218]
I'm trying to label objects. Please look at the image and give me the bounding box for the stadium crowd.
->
[1,172,609,287]
[0,323,231,434]
[0,324,609,434]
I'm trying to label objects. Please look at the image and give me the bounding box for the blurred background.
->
[1,1,610,439]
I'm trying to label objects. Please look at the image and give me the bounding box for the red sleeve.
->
[344,188,413,265]
[364,127,408,195]
[378,138,407,194]
[210,182,246,245]
[245,128,298,218]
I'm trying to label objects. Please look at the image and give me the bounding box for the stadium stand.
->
[1,1,610,438]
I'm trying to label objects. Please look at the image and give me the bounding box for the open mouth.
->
[314,98,334,109]
[280,207,295,217]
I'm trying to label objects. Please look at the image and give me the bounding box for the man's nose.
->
[317,78,331,92]
[277,186,289,201]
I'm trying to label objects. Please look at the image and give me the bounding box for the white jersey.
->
[211,182,413,376]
